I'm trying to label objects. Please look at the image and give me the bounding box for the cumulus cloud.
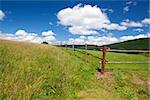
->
[42,30,55,36]
[0,29,56,44]
[120,18,150,28]
[65,34,149,46]
[57,4,127,35]
[12,30,42,42]
[68,26,98,35]
[104,23,127,30]
[0,10,5,20]
[0,30,41,43]
[42,30,56,42]
[15,30,28,36]
[133,28,144,32]
[121,19,143,27]
[142,18,150,24]
[68,36,87,44]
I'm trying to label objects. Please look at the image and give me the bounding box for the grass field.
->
[0,40,149,100]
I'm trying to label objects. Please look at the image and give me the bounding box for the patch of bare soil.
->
[96,71,113,80]
[96,70,115,90]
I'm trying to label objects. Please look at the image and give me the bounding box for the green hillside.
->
[108,38,150,50]
[0,40,149,100]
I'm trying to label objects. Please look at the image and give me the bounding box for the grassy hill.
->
[59,38,149,51]
[107,38,150,50]
[0,39,149,99]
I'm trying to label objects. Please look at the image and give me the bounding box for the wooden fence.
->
[59,44,150,74]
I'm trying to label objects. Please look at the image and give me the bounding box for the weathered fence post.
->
[100,46,108,74]
[85,43,87,62]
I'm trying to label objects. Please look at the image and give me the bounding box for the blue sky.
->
[0,0,149,45]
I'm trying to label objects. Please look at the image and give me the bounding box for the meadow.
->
[0,40,149,100]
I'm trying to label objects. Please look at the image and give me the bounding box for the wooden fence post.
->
[101,46,108,74]
[85,43,87,62]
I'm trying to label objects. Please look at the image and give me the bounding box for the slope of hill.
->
[0,40,93,99]
[0,39,149,100]
[107,38,150,50]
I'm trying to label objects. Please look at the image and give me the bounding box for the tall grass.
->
[0,40,93,99]
[0,40,149,99]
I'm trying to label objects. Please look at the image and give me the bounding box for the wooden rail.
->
[108,49,150,53]
[99,46,149,74]
[103,61,150,64]
[61,45,149,74]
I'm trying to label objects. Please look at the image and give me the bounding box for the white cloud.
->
[119,34,148,42]
[123,6,129,12]
[1,30,149,46]
[102,8,114,13]
[0,29,56,43]
[49,22,53,25]
[121,19,143,27]
[42,30,56,42]
[108,9,114,13]
[13,30,41,42]
[43,36,55,42]
[104,23,127,30]
[147,33,150,37]
[133,28,144,32]
[126,1,137,6]
[67,35,118,46]
[120,18,150,28]
[68,36,87,44]
[68,26,98,35]
[0,33,17,40]
[66,33,149,46]
[124,1,137,12]
[57,4,127,35]
[126,1,133,5]
[0,10,5,20]
[142,18,150,24]
[0,32,41,43]
[42,30,55,36]
[15,30,28,36]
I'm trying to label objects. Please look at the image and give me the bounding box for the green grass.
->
[0,40,149,100]
[0,40,90,99]
[107,38,149,50]
[64,48,149,99]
